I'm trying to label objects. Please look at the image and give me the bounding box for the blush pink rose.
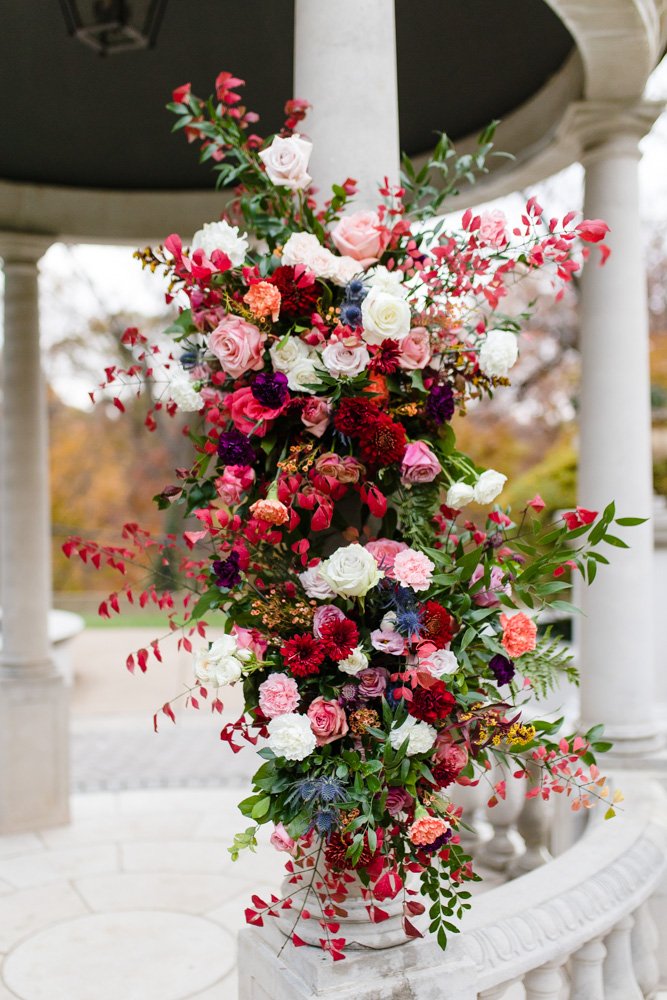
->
[433,735,468,776]
[270,822,296,854]
[301,397,332,438]
[470,564,511,607]
[398,327,431,370]
[400,441,442,485]
[216,464,255,505]
[209,315,266,379]
[232,624,267,660]
[225,386,284,438]
[258,672,300,718]
[365,538,408,579]
[478,209,508,248]
[393,548,435,592]
[500,612,537,658]
[331,210,387,267]
[307,696,349,746]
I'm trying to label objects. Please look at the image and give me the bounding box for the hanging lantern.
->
[59,0,168,56]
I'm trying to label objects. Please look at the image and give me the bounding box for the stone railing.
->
[239,777,667,999]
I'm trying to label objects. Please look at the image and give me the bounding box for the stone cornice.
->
[561,99,666,158]
[0,231,53,267]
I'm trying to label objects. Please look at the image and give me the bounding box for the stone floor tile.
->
[223,846,283,888]
[74,871,236,915]
[39,810,203,849]
[189,969,238,998]
[0,834,44,861]
[0,883,12,897]
[0,883,88,951]
[0,844,119,889]
[120,839,232,875]
[69,792,121,821]
[3,911,234,1000]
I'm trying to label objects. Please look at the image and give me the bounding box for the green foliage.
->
[516,627,579,699]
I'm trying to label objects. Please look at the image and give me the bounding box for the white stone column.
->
[0,233,69,833]
[573,101,664,756]
[293,0,400,208]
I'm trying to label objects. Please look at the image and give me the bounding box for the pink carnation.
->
[258,672,300,718]
[209,314,266,379]
[365,538,408,579]
[500,612,537,658]
[478,209,508,248]
[400,441,441,485]
[393,548,435,592]
[307,697,348,746]
[398,327,431,370]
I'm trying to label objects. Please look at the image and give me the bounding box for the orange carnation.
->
[243,281,281,322]
[500,612,537,658]
[408,814,449,846]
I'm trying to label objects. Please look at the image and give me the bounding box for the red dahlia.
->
[269,265,320,319]
[408,681,456,724]
[333,397,382,439]
[325,831,380,871]
[281,633,326,677]
[319,617,359,661]
[358,415,407,468]
[368,339,402,375]
[420,601,458,649]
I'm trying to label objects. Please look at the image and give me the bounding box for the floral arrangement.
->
[65,71,637,960]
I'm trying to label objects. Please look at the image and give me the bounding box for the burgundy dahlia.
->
[269,265,320,319]
[333,397,381,439]
[281,633,326,678]
[368,339,402,375]
[358,415,407,468]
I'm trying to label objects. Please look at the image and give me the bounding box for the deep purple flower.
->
[212,551,242,589]
[489,653,515,686]
[251,371,289,409]
[426,383,455,424]
[217,429,255,466]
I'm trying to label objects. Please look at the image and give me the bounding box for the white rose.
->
[338,646,369,676]
[361,286,411,346]
[259,134,313,191]
[267,713,317,761]
[299,565,335,600]
[331,256,364,287]
[319,543,383,599]
[282,232,337,279]
[389,717,437,756]
[365,265,409,298]
[321,342,370,379]
[478,330,519,378]
[446,482,475,508]
[422,649,459,677]
[473,469,507,504]
[285,357,322,394]
[191,220,248,268]
[380,611,397,632]
[208,634,240,658]
[169,374,201,412]
[194,648,243,687]
[269,336,310,374]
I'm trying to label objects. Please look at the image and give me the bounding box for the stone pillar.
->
[0,233,69,833]
[573,101,664,756]
[293,0,400,208]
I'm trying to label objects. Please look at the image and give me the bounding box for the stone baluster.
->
[449,779,488,857]
[479,983,515,999]
[479,761,525,871]
[603,914,643,1000]
[523,959,563,1000]
[631,901,660,998]
[570,936,606,1000]
[508,758,552,876]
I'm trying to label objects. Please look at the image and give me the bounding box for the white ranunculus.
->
[365,265,409,298]
[259,134,313,191]
[282,232,337,279]
[169,374,201,412]
[319,543,383,599]
[338,646,369,676]
[321,342,370,379]
[267,713,317,761]
[389,717,437,756]
[361,286,411,346]
[331,255,364,287]
[299,565,336,600]
[269,335,310,374]
[285,357,322,394]
[478,329,519,378]
[422,649,459,677]
[380,611,398,632]
[191,220,248,268]
[446,482,475,508]
[473,469,507,504]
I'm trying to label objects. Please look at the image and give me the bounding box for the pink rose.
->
[331,210,387,267]
[307,697,349,746]
[270,822,296,854]
[232,624,267,660]
[470,565,511,607]
[365,538,408,579]
[258,672,300,718]
[478,210,508,248]
[216,464,255,505]
[225,386,284,438]
[301,397,332,438]
[393,548,435,592]
[209,315,266,379]
[386,787,413,817]
[313,604,346,638]
[400,441,442,485]
[357,667,389,699]
[398,327,431,371]
[433,735,468,779]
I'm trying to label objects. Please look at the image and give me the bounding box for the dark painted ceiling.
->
[1,1,574,192]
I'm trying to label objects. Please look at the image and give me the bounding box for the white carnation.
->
[169,374,201,412]
[478,330,519,378]
[258,134,313,191]
[446,482,475,508]
[389,717,437,756]
[282,232,337,279]
[361,286,411,346]
[473,469,507,504]
[267,713,317,761]
[338,646,369,676]
[422,649,459,677]
[299,565,335,600]
[285,357,322,394]
[191,220,248,268]
[319,543,383,599]
[321,342,370,379]
[269,335,310,374]
[365,265,408,298]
